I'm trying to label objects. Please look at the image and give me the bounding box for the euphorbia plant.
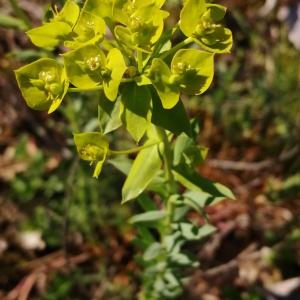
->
[15,0,234,298]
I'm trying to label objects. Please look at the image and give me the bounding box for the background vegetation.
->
[0,0,300,299]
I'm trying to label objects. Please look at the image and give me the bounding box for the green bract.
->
[83,0,114,20]
[149,49,214,108]
[171,49,214,95]
[15,58,68,113]
[104,48,127,101]
[26,0,80,49]
[63,44,106,88]
[64,11,106,49]
[148,58,179,109]
[26,21,73,49]
[114,0,169,51]
[180,0,232,53]
[64,45,126,101]
[15,0,234,298]
[73,132,109,178]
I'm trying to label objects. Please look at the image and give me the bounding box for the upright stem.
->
[108,141,161,156]
[137,51,143,74]
[159,37,193,60]
[68,79,133,93]
[157,128,176,230]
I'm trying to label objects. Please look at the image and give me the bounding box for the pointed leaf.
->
[120,83,151,142]
[93,160,105,179]
[98,93,123,134]
[108,156,133,175]
[177,223,216,241]
[173,134,208,167]
[174,164,235,199]
[122,141,162,203]
[143,242,162,261]
[129,210,167,224]
[183,190,225,212]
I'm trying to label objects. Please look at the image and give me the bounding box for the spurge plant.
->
[15,0,234,298]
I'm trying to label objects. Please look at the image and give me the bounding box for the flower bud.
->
[85,55,101,71]
[49,83,63,96]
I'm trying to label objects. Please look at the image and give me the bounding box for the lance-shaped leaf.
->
[120,83,151,142]
[180,0,232,53]
[148,58,179,109]
[98,93,123,134]
[173,133,208,167]
[103,48,127,101]
[122,140,162,203]
[63,44,106,89]
[73,132,109,178]
[171,49,214,95]
[173,164,235,200]
[182,190,225,212]
[15,58,68,113]
[175,223,216,241]
[65,11,106,49]
[129,210,167,225]
[26,0,80,49]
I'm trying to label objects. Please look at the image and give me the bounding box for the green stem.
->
[9,0,31,29]
[68,79,133,93]
[108,141,160,156]
[159,37,194,60]
[68,86,103,93]
[157,128,176,228]
[137,51,143,74]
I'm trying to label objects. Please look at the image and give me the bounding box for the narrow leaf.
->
[177,223,216,241]
[122,141,162,203]
[98,93,123,134]
[174,164,235,199]
[120,83,151,142]
[129,210,167,224]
